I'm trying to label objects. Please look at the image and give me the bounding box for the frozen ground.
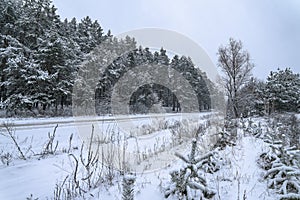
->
[214,136,273,200]
[0,114,279,200]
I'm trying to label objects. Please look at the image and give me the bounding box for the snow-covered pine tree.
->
[242,119,263,138]
[91,20,104,45]
[35,32,65,112]
[237,78,266,117]
[165,139,216,199]
[278,114,300,149]
[265,68,300,113]
[67,18,79,42]
[77,16,94,53]
[122,175,136,200]
[93,36,137,114]
[0,34,39,115]
[196,150,222,174]
[258,120,300,199]
[153,47,169,65]
[77,16,105,53]
[170,55,211,112]
[0,0,22,108]
[263,145,300,199]
[3,54,36,115]
[0,0,21,37]
[0,0,115,116]
[213,120,237,149]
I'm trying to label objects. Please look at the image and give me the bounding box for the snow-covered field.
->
[0,113,298,200]
[0,113,210,199]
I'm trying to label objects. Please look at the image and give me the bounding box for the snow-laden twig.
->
[0,122,26,160]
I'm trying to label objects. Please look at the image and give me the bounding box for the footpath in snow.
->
[215,133,274,200]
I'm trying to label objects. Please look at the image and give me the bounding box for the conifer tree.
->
[165,139,216,199]
[122,175,135,200]
[265,68,300,113]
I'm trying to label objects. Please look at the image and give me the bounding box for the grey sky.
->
[52,0,300,80]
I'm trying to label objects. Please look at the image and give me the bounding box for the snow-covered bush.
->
[252,122,263,138]
[164,139,216,199]
[264,162,300,199]
[0,151,12,166]
[213,130,235,150]
[258,119,300,199]
[242,118,263,138]
[213,120,237,150]
[196,151,222,174]
[267,114,300,148]
[257,151,277,170]
[122,174,136,200]
[277,115,300,149]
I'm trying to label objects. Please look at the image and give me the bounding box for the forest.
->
[0,0,217,117]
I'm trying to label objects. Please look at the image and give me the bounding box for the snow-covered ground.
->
[0,114,283,199]
[214,136,273,200]
[0,113,210,199]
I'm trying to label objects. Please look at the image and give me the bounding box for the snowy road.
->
[0,112,211,131]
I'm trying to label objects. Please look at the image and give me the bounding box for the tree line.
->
[0,0,216,116]
[1,0,298,117]
[94,46,214,114]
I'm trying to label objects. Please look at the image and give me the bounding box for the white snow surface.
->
[213,136,273,200]
[0,114,279,200]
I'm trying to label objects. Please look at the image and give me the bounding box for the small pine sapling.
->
[259,129,300,199]
[196,151,222,174]
[214,129,236,150]
[165,139,216,199]
[122,174,136,200]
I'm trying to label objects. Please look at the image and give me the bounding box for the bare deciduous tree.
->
[217,38,254,118]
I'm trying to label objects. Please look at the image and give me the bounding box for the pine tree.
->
[0,0,20,36]
[165,139,216,199]
[0,34,39,115]
[2,53,37,115]
[122,175,135,200]
[265,68,300,113]
[258,118,300,199]
[77,16,104,53]
[263,144,300,199]
[237,78,267,117]
[153,47,169,65]
[213,120,237,149]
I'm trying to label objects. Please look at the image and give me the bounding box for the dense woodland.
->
[0,0,299,117]
[0,0,216,116]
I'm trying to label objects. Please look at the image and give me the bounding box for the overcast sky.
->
[52,0,300,80]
